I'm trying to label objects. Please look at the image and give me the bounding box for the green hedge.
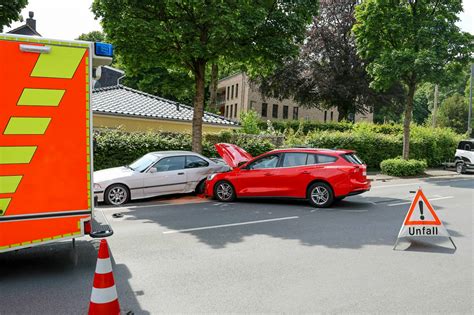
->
[93,129,275,170]
[303,125,461,168]
[93,123,462,171]
[258,120,403,135]
[380,158,427,177]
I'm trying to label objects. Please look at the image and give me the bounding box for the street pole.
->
[468,64,473,136]
[432,84,438,128]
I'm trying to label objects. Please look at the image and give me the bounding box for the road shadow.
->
[0,239,146,314]
[112,194,462,252]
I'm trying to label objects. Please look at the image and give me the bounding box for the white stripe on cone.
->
[90,285,118,304]
[95,258,113,274]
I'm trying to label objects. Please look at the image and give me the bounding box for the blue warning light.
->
[94,42,113,57]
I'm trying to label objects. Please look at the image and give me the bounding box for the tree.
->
[258,0,405,121]
[76,30,106,42]
[353,0,473,159]
[93,0,317,153]
[435,94,468,133]
[0,0,28,32]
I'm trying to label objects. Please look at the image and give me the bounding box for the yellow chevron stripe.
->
[0,198,11,216]
[0,176,22,194]
[4,118,51,135]
[0,146,37,164]
[31,46,86,79]
[18,89,65,106]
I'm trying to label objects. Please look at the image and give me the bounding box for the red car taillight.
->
[84,220,91,234]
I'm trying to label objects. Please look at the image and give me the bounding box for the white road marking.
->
[371,182,423,189]
[162,216,299,234]
[387,196,454,207]
[371,178,471,189]
[344,210,369,212]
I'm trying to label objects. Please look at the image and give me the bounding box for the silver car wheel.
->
[107,186,128,205]
[311,186,329,205]
[216,182,233,201]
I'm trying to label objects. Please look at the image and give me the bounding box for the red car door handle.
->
[264,173,272,176]
[301,171,310,174]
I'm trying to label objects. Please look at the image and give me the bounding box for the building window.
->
[234,103,237,117]
[227,86,230,100]
[250,100,256,110]
[283,105,289,119]
[235,84,239,98]
[231,85,234,99]
[293,107,299,120]
[330,111,334,121]
[261,103,268,117]
[324,110,327,123]
[230,104,233,118]
[272,104,278,118]
[225,105,228,117]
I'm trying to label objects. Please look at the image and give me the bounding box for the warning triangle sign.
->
[396,188,451,239]
[403,189,441,226]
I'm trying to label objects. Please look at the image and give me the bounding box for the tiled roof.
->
[92,85,238,126]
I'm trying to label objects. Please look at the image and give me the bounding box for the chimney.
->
[26,11,36,31]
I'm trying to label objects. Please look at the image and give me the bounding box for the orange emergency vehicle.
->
[0,34,113,253]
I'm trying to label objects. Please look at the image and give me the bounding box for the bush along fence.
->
[301,126,462,169]
[93,122,462,171]
[93,129,277,170]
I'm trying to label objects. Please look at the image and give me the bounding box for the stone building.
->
[216,72,373,123]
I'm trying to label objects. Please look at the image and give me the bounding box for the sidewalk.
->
[368,168,461,182]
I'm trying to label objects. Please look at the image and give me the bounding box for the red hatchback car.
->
[205,143,370,207]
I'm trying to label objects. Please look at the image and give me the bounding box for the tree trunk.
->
[209,63,218,109]
[403,83,416,160]
[337,106,348,122]
[192,60,206,153]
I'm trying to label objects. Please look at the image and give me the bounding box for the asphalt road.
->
[1,175,472,314]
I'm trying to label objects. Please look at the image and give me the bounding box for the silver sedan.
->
[93,151,229,205]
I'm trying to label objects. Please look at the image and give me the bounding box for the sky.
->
[4,0,474,40]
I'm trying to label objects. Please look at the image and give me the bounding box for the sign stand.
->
[393,188,456,250]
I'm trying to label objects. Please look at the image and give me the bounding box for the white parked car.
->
[94,151,230,205]
[454,139,474,174]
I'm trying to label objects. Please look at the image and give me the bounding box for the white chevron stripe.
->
[95,258,112,274]
[90,285,118,304]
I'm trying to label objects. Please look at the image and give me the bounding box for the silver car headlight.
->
[207,173,217,181]
[93,183,103,191]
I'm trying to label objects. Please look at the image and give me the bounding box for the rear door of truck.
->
[0,35,93,252]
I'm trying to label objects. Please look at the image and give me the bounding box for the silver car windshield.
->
[128,154,157,172]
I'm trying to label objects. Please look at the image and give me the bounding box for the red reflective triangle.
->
[403,189,442,226]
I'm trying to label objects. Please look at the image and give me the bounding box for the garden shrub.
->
[380,158,427,177]
[93,122,462,171]
[303,125,461,168]
[93,129,275,170]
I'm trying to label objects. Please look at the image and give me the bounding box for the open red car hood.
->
[215,143,253,168]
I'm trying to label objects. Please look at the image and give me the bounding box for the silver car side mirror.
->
[149,167,157,173]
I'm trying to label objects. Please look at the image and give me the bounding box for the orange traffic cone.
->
[89,239,120,315]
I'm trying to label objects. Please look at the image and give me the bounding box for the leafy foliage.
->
[76,31,106,42]
[93,129,275,170]
[259,0,405,121]
[0,0,28,32]
[435,94,469,134]
[353,0,473,159]
[299,125,461,168]
[93,0,318,153]
[380,158,427,177]
[239,110,261,135]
